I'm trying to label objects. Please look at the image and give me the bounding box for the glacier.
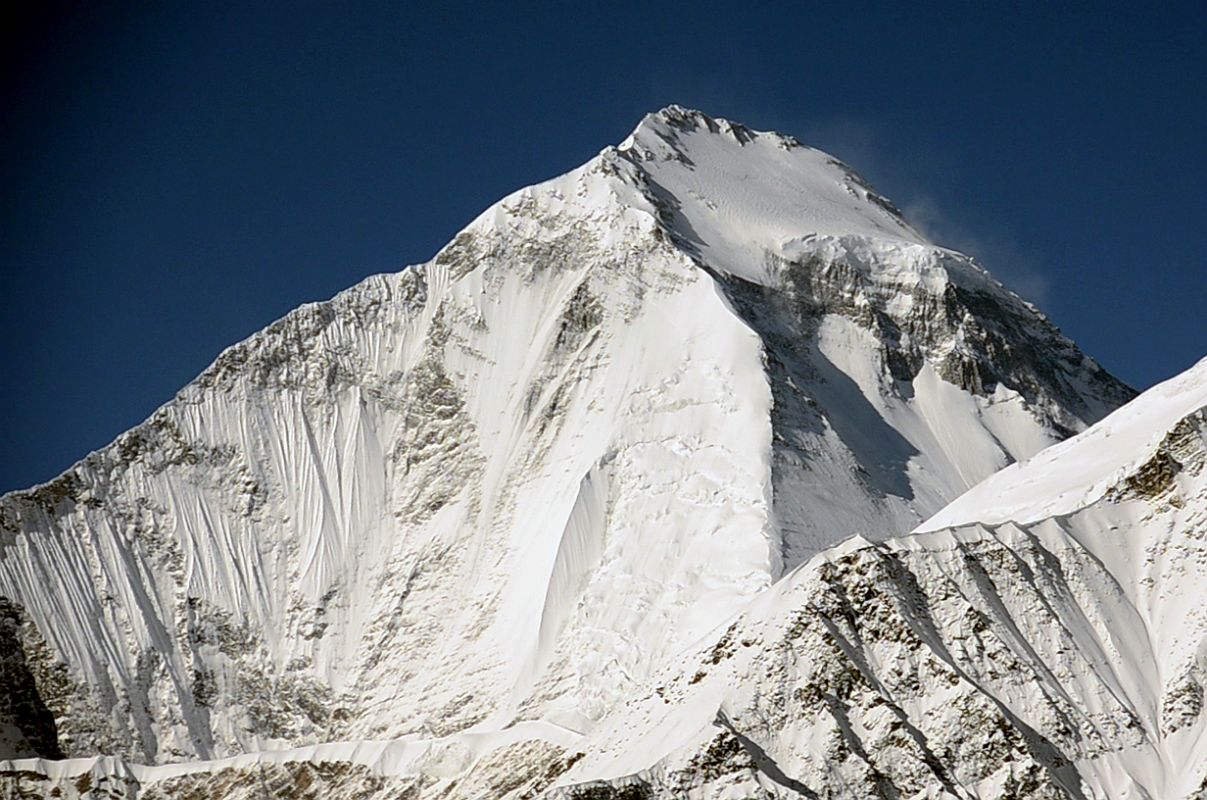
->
[0,107,1178,799]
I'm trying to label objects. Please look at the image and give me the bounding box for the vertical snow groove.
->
[533,465,610,679]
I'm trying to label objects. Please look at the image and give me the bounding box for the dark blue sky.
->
[3,2,1204,492]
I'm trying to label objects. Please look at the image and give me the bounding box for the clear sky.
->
[2,2,1204,492]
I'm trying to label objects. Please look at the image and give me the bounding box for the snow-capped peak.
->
[0,107,1146,798]
[619,105,768,150]
[612,106,930,285]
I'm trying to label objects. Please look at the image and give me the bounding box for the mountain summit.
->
[0,109,1152,798]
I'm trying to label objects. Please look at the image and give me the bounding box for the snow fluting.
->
[0,107,1168,799]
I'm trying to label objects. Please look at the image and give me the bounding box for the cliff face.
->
[0,108,1146,799]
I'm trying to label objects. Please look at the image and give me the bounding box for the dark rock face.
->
[0,598,62,759]
[711,249,1135,569]
[741,251,1134,426]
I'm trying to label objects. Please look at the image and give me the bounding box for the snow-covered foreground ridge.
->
[0,107,1145,797]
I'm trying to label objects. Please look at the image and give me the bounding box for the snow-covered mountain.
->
[0,107,1145,797]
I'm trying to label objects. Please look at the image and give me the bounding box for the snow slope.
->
[538,356,1207,799]
[920,357,1207,530]
[0,108,1135,796]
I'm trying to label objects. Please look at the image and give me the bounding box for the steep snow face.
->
[920,356,1207,530]
[0,166,776,764]
[542,358,1207,800]
[614,106,1132,563]
[0,107,1130,777]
